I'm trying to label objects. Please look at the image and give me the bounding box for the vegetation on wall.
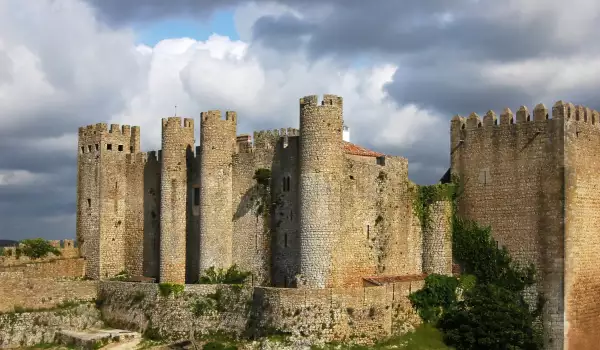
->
[410,175,544,350]
[158,283,185,298]
[412,183,456,231]
[197,265,251,285]
[12,238,62,260]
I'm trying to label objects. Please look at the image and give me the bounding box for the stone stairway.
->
[55,328,141,349]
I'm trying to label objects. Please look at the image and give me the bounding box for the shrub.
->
[198,265,251,285]
[19,238,61,260]
[158,283,184,297]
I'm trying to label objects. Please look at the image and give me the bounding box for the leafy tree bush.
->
[19,238,61,260]
[198,265,251,285]
[410,178,544,349]
[438,284,543,350]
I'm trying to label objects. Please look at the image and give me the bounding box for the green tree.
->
[19,238,61,260]
[438,284,543,350]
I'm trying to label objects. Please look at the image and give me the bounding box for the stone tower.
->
[77,123,139,279]
[298,95,344,288]
[198,110,237,273]
[159,117,195,283]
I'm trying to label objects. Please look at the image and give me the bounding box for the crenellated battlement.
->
[161,117,194,130]
[451,101,600,134]
[300,94,343,111]
[79,123,108,137]
[200,110,237,125]
[253,128,299,149]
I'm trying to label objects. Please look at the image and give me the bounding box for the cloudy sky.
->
[1,0,599,241]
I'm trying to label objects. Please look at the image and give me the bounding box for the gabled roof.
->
[343,141,384,158]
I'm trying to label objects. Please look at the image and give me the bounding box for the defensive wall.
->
[97,278,424,344]
[0,258,85,279]
[0,272,97,313]
[450,101,600,350]
[0,239,79,267]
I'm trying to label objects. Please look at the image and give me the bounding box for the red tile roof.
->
[363,273,427,286]
[343,141,384,157]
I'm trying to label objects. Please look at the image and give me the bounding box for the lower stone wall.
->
[252,280,424,343]
[98,282,253,341]
[0,303,102,348]
[0,272,97,313]
[0,258,85,278]
[98,279,424,344]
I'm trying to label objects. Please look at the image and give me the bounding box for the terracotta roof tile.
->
[343,141,384,157]
[362,273,427,286]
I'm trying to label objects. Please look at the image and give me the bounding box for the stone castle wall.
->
[160,117,195,284]
[561,103,600,350]
[422,200,453,275]
[76,94,452,288]
[0,258,86,279]
[0,239,79,267]
[97,279,423,343]
[0,272,97,313]
[198,111,236,273]
[450,103,565,349]
[0,303,102,348]
[298,95,344,288]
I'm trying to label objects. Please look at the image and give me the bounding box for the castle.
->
[76,94,453,288]
[75,95,600,349]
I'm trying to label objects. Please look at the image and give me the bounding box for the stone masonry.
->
[77,94,453,289]
[450,101,600,350]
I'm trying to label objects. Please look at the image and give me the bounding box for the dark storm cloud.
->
[83,0,240,25]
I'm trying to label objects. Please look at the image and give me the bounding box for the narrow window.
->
[87,198,91,208]
[130,146,133,153]
[284,233,288,247]
[107,144,112,150]
[115,181,118,189]
[88,145,92,152]
[95,144,99,151]
[118,145,124,152]
[286,177,291,191]
[282,177,287,192]
[367,225,370,239]
[194,188,200,206]
[80,146,85,154]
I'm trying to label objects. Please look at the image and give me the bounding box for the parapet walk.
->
[452,101,600,130]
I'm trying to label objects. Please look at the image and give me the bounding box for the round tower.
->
[160,117,195,283]
[199,110,237,273]
[298,94,344,288]
[422,200,453,275]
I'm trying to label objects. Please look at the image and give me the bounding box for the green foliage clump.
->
[413,183,455,231]
[409,175,544,350]
[408,274,460,323]
[198,264,251,285]
[158,283,184,297]
[251,168,272,217]
[192,297,217,317]
[438,283,543,350]
[18,238,61,260]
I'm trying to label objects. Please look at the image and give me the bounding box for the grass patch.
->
[312,324,451,350]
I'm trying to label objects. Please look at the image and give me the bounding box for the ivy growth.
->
[412,183,456,231]
[409,175,544,349]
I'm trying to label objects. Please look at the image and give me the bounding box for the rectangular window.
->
[88,145,92,152]
[118,145,124,151]
[284,233,288,247]
[95,144,99,151]
[194,188,200,206]
[80,146,85,154]
[87,198,91,208]
[107,144,112,150]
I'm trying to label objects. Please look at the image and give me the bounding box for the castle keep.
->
[76,94,453,287]
[450,101,600,350]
